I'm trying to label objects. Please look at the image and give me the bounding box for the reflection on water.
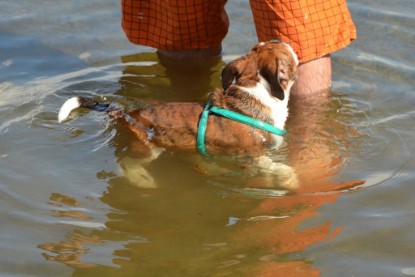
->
[119,52,224,102]
[2,0,415,276]
[36,51,364,276]
[38,172,351,276]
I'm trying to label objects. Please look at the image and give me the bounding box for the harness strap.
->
[197,102,286,156]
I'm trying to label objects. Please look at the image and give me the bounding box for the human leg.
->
[291,55,332,95]
[249,0,356,95]
[157,46,222,60]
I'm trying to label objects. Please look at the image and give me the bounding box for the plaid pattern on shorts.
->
[121,0,228,51]
[249,0,357,62]
[121,0,356,62]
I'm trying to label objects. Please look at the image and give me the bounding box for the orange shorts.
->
[121,0,357,63]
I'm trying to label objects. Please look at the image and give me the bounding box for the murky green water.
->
[1,0,415,276]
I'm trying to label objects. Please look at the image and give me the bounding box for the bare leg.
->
[157,46,222,59]
[156,45,224,100]
[291,55,332,95]
[158,47,332,96]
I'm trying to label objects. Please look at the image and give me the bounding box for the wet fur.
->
[59,41,299,188]
[108,41,298,156]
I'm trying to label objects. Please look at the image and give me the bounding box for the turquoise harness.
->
[196,102,286,156]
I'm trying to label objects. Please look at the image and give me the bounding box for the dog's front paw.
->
[255,156,299,190]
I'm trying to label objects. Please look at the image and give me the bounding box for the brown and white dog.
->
[58,40,299,188]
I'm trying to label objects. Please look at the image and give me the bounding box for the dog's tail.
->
[58,97,112,123]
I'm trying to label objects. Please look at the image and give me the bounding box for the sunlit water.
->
[1,0,415,276]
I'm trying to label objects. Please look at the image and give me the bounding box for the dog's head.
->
[221,40,298,100]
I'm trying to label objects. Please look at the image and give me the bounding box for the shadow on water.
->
[37,51,367,276]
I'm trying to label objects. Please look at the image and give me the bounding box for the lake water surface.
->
[1,1,415,276]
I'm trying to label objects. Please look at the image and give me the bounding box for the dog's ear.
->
[258,60,285,100]
[221,56,258,90]
[221,58,245,90]
[259,54,297,100]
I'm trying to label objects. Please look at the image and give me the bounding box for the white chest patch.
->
[237,76,289,131]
